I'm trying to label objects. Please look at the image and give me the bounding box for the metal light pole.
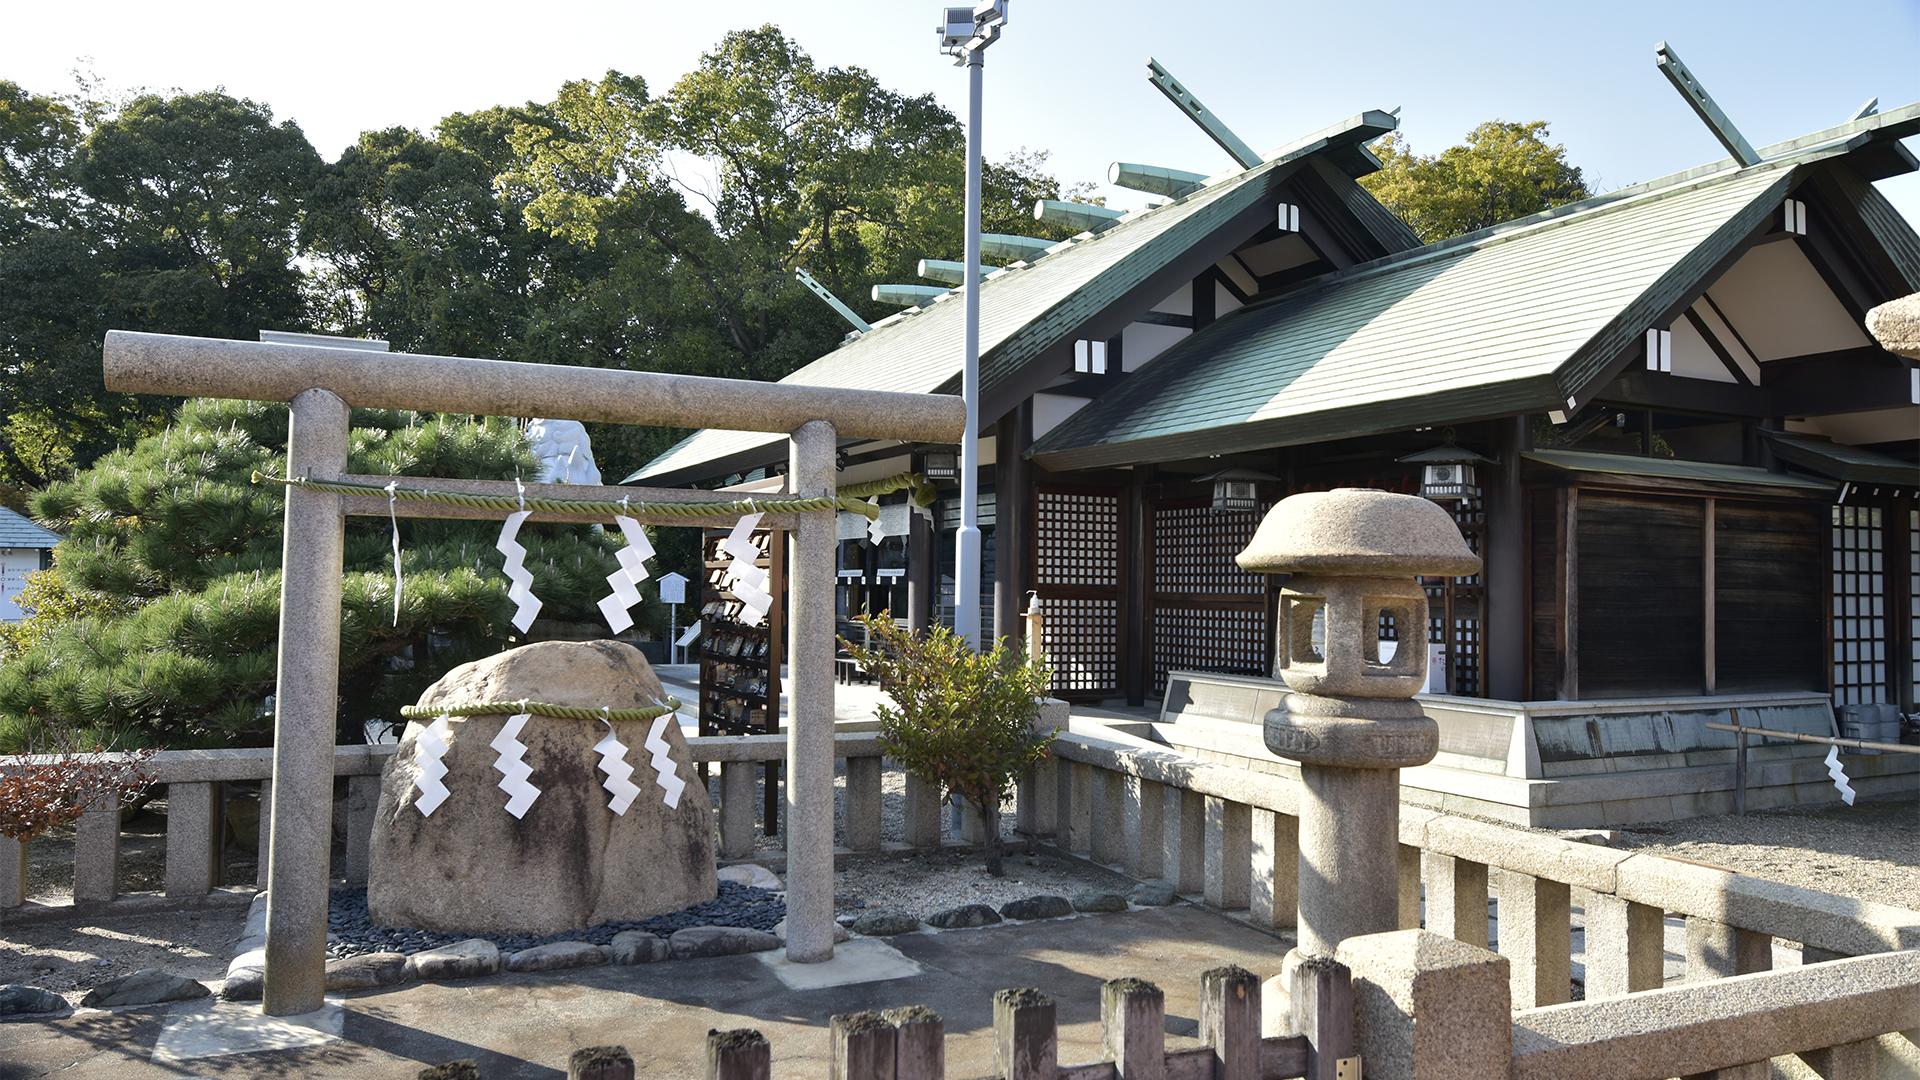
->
[939,1,1007,650]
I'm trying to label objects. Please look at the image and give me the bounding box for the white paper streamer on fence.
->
[594,711,641,815]
[1824,745,1856,805]
[496,504,542,633]
[720,511,771,627]
[414,714,455,817]
[596,513,655,634]
[490,712,541,818]
[643,714,686,809]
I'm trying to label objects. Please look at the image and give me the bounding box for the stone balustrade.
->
[0,733,907,913]
[1021,723,1920,1013]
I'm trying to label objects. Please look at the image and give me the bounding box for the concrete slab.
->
[756,936,922,990]
[150,996,345,1063]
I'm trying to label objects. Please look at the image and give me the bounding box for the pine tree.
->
[0,397,632,751]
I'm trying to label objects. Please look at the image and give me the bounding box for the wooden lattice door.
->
[1034,485,1123,700]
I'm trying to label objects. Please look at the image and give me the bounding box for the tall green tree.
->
[0,399,629,751]
[1361,120,1589,243]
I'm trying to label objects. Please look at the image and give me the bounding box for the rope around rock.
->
[398,698,682,722]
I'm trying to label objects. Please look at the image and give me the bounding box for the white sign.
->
[675,619,702,648]
[1,550,43,623]
[657,571,689,606]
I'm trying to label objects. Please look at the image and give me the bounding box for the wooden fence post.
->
[1200,965,1261,1080]
[569,1045,635,1080]
[995,989,1057,1080]
[884,1005,946,1080]
[707,1028,771,1080]
[1289,959,1354,1080]
[833,1012,898,1080]
[1101,978,1166,1080]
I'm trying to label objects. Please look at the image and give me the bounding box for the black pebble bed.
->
[324,881,786,959]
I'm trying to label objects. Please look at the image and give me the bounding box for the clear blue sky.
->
[7,0,1919,223]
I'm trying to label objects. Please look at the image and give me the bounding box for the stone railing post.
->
[1163,787,1205,895]
[903,774,942,848]
[73,789,121,904]
[1397,845,1422,930]
[1120,775,1163,881]
[831,1011,897,1080]
[1583,892,1665,997]
[1016,755,1058,840]
[1090,770,1125,867]
[1339,929,1510,1080]
[1065,762,1094,855]
[845,755,883,853]
[884,1006,945,1080]
[1203,797,1252,910]
[1422,852,1489,947]
[344,774,380,885]
[1237,489,1480,1027]
[1686,916,1772,981]
[1101,978,1166,1080]
[1199,965,1261,1080]
[719,761,758,859]
[1,835,24,908]
[1249,807,1297,929]
[163,781,219,897]
[1498,868,1571,1007]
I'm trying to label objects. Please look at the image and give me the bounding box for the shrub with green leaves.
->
[0,397,640,751]
[843,612,1053,876]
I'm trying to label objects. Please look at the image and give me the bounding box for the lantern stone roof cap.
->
[1236,488,1481,576]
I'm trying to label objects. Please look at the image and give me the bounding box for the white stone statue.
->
[526,418,602,485]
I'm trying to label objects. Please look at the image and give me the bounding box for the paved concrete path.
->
[0,905,1294,1080]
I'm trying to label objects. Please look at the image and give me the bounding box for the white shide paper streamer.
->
[594,714,642,816]
[643,714,686,809]
[413,715,455,817]
[596,515,655,634]
[490,712,541,818]
[720,512,771,627]
[386,481,403,626]
[496,508,542,632]
[1823,745,1856,805]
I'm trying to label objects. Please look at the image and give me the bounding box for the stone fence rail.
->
[0,733,915,911]
[1019,724,1920,1010]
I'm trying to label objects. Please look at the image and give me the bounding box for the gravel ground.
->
[1593,793,1919,909]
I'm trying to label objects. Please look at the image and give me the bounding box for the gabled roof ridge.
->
[1223,149,1825,324]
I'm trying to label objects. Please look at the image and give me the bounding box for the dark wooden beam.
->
[1123,464,1154,707]
[1597,368,1772,416]
[1764,346,1917,415]
[1682,308,1754,386]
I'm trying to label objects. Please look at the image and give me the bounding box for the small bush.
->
[843,613,1053,876]
[0,729,159,842]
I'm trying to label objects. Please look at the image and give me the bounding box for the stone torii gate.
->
[102,329,967,1016]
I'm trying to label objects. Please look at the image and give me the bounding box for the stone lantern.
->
[1235,488,1480,983]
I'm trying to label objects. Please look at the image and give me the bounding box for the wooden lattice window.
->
[1035,487,1123,698]
[1149,500,1272,694]
[1831,504,1887,706]
[1427,496,1484,697]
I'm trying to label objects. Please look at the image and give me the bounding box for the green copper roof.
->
[1521,449,1835,492]
[1029,163,1800,472]
[1759,432,1920,487]
[631,111,1403,485]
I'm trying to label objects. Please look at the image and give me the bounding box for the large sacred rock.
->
[367,640,717,933]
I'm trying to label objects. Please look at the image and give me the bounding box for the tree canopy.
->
[0,399,631,751]
[1361,120,1589,244]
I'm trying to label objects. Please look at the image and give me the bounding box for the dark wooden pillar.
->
[993,401,1034,648]
[907,504,931,634]
[1123,465,1156,706]
[1192,269,1218,330]
[1891,496,1916,712]
[1483,416,1527,701]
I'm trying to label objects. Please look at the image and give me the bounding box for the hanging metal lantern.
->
[918,449,960,482]
[1197,467,1280,513]
[1397,443,1494,502]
